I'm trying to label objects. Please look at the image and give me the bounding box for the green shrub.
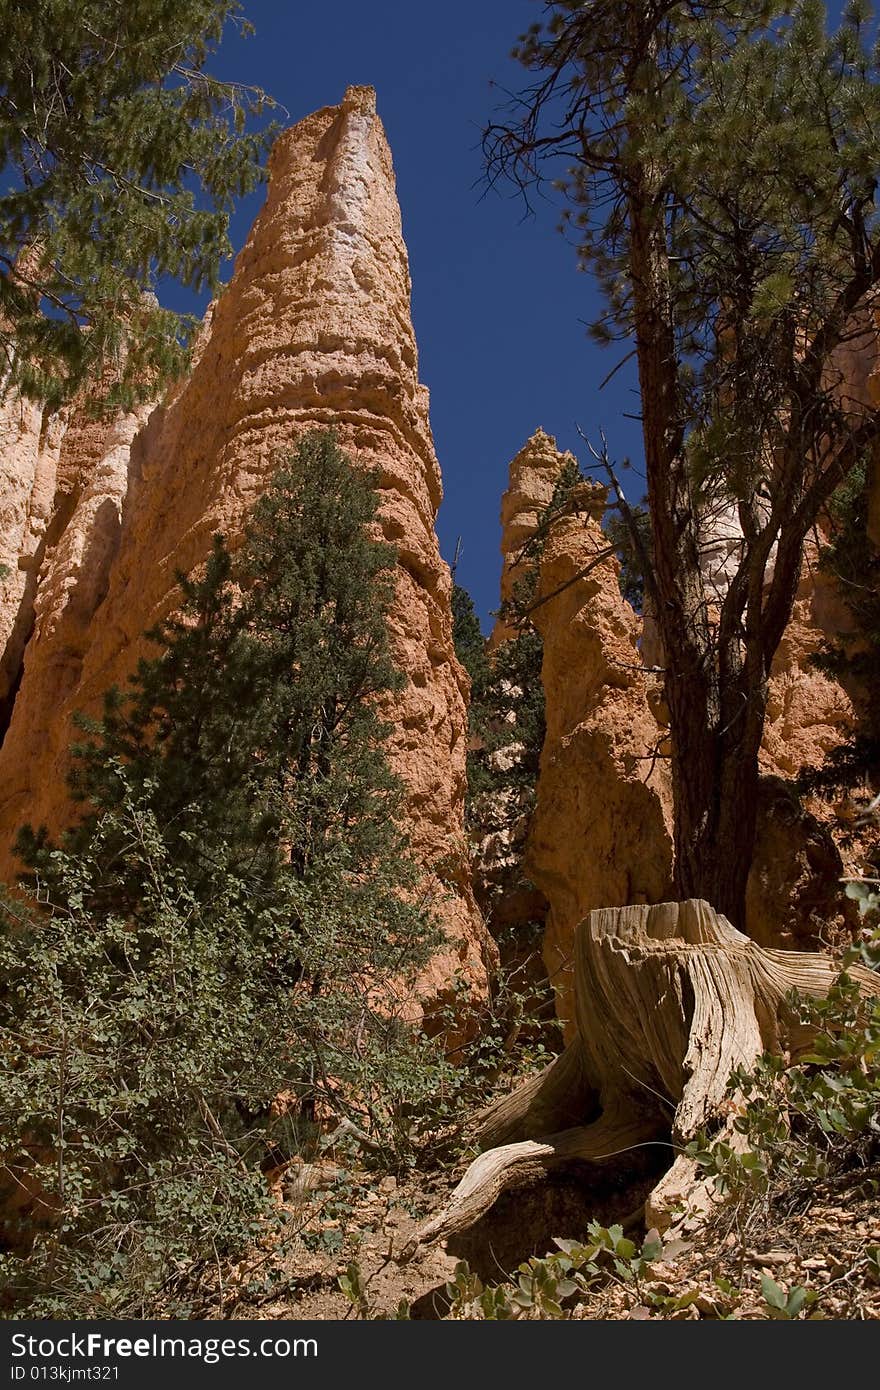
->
[0,791,298,1314]
[689,929,880,1222]
[0,432,454,1314]
[440,1223,664,1320]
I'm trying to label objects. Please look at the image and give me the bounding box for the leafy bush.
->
[0,793,289,1315]
[0,432,457,1314]
[440,1223,664,1320]
[689,928,880,1225]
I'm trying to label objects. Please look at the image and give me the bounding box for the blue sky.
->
[194,0,852,629]
[190,0,643,629]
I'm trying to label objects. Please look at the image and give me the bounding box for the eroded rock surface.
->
[0,86,490,998]
[489,434,674,1028]
[762,556,856,782]
[489,429,571,650]
[492,431,858,1027]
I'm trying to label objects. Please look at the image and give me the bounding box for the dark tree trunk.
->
[614,6,880,930]
[623,14,774,930]
[667,664,767,928]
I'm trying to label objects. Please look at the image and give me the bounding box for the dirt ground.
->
[179,1152,880,1320]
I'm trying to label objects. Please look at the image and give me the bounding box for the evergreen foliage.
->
[487,1,880,922]
[0,431,450,1314]
[0,0,275,409]
[459,462,585,825]
[452,584,556,1048]
[603,503,651,613]
[24,433,412,912]
[806,462,880,793]
[465,627,545,817]
[451,585,490,701]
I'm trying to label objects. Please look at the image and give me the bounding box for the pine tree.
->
[452,584,490,700]
[487,1,880,924]
[0,1,275,409]
[3,432,447,1312]
[22,430,438,1013]
[806,463,880,792]
[604,502,651,613]
[23,433,417,913]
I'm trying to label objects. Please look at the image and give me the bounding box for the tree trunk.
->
[622,12,776,930]
[405,900,880,1256]
[623,31,756,926]
[668,662,767,927]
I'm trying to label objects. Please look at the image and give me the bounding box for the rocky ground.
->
[175,1152,880,1321]
[577,1182,880,1321]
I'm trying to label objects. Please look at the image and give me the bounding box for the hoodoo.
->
[489,430,859,1028]
[0,87,491,997]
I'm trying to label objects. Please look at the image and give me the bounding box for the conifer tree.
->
[452,584,490,700]
[3,432,445,1312]
[27,433,413,903]
[0,1,275,409]
[21,431,437,1011]
[487,1,880,924]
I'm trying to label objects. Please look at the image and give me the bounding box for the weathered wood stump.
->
[407,900,880,1254]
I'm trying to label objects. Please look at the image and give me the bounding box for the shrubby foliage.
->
[689,926,880,1226]
[0,797,289,1315]
[0,431,455,1315]
[463,624,544,818]
[439,1224,664,1320]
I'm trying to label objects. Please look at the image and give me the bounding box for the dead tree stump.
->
[408,900,880,1254]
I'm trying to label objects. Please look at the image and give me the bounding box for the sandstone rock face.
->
[499,432,857,1029]
[0,387,142,744]
[0,86,490,999]
[476,429,565,927]
[489,429,573,650]
[0,401,153,842]
[761,554,856,782]
[0,393,63,729]
[504,436,674,1030]
[760,310,877,774]
[468,431,556,1024]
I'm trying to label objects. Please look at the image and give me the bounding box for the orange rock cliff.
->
[1,87,874,1031]
[0,86,492,1000]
